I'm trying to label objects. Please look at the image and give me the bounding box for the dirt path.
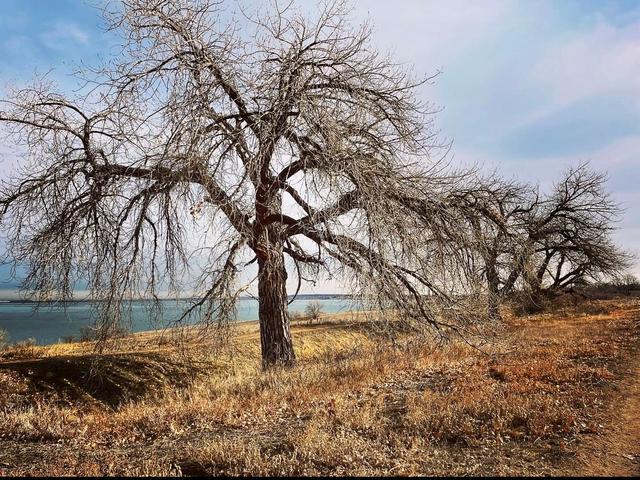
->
[574,350,640,476]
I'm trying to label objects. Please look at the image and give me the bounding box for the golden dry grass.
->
[0,298,638,476]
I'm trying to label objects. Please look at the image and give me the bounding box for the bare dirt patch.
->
[571,351,640,476]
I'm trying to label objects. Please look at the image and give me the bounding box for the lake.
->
[0,295,359,345]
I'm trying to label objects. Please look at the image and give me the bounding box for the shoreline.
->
[0,293,358,304]
[2,308,367,349]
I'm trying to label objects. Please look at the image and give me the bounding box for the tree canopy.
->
[0,0,475,366]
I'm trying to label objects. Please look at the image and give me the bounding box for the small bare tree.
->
[0,0,474,367]
[304,300,323,324]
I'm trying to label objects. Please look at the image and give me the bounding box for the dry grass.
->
[0,298,638,476]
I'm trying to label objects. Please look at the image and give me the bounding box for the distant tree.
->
[455,175,535,319]
[616,273,640,295]
[304,300,323,324]
[522,165,630,301]
[458,164,630,315]
[0,0,473,367]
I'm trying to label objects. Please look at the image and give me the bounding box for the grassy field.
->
[0,296,638,476]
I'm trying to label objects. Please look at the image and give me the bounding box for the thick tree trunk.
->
[257,248,295,368]
[254,177,295,368]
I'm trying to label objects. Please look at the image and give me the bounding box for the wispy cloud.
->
[353,0,516,65]
[349,0,640,274]
[40,21,90,51]
[533,18,640,111]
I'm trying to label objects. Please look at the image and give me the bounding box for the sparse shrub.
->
[304,301,323,324]
[0,328,9,350]
[8,337,38,359]
[79,324,130,342]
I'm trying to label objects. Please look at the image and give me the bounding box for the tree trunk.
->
[254,178,295,368]
[524,276,546,313]
[487,288,501,320]
[486,255,502,320]
[257,240,295,368]
[257,249,295,368]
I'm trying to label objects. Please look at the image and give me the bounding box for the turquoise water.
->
[0,296,358,345]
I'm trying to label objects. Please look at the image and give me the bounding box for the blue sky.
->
[0,0,639,295]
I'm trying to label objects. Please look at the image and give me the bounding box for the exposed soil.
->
[572,351,640,476]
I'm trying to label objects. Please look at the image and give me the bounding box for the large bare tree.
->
[0,0,472,367]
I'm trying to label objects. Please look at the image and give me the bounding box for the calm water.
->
[0,296,358,345]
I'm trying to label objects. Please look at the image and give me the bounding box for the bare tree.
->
[523,165,630,298]
[455,175,535,319]
[460,164,630,315]
[0,0,473,367]
[304,300,322,324]
[615,273,640,295]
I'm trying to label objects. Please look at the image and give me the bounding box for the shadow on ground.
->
[0,352,204,407]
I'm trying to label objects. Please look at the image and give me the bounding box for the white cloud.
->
[349,0,517,68]
[40,22,90,50]
[526,16,640,126]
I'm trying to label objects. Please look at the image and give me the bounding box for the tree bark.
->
[487,282,501,320]
[257,247,295,368]
[255,183,295,369]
